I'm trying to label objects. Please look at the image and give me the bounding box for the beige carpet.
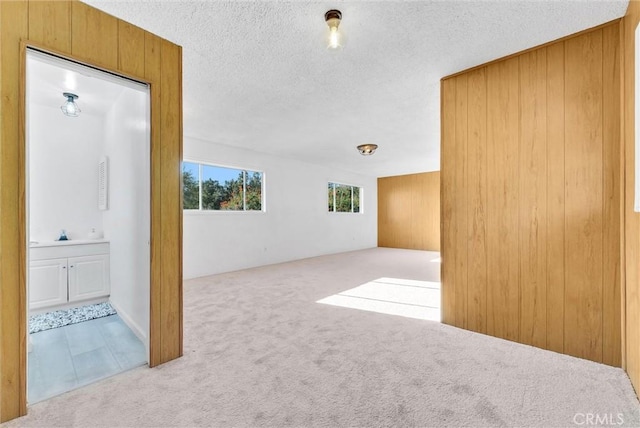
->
[317,277,441,321]
[6,248,640,427]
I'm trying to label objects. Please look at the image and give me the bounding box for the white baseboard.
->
[108,299,149,354]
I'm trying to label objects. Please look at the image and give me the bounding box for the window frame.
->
[327,181,362,214]
[182,159,265,213]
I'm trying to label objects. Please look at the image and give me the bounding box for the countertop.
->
[29,239,109,248]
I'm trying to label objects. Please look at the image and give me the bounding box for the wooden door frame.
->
[17,40,165,412]
[1,2,183,422]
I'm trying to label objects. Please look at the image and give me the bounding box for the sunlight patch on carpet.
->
[317,277,441,322]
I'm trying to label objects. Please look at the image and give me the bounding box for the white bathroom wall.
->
[102,87,150,346]
[28,104,104,242]
[184,137,378,279]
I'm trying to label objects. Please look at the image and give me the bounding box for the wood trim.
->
[17,34,28,423]
[0,1,29,420]
[158,39,183,363]
[23,40,151,87]
[0,1,183,422]
[145,31,163,368]
[619,16,627,371]
[441,78,457,325]
[622,0,640,393]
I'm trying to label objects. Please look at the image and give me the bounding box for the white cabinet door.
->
[29,258,68,309]
[67,255,110,302]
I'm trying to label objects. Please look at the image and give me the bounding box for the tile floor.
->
[28,314,147,404]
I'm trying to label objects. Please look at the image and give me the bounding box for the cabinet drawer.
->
[30,242,109,261]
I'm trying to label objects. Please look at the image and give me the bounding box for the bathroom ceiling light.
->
[357,144,378,156]
[60,92,81,117]
[325,9,342,50]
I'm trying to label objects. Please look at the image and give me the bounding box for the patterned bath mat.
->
[29,302,117,334]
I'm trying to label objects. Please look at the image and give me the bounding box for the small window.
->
[183,162,200,210]
[183,161,263,211]
[328,182,361,213]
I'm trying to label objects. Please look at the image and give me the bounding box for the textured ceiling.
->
[84,0,628,177]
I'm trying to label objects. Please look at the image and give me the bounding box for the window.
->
[183,161,263,211]
[328,182,361,213]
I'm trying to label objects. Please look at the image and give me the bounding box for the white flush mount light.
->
[60,92,81,117]
[357,144,378,156]
[325,9,342,50]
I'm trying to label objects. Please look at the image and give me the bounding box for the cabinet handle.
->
[70,265,74,268]
[62,266,66,269]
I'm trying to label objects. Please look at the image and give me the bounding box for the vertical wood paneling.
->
[546,42,566,354]
[159,40,183,362]
[486,58,520,342]
[454,74,469,328]
[380,177,395,247]
[0,1,28,421]
[377,178,390,248]
[424,172,441,251]
[391,177,406,248]
[28,0,71,52]
[377,172,440,251]
[411,175,424,249]
[466,68,487,333]
[564,30,604,362]
[380,177,397,247]
[602,24,621,367]
[441,78,457,326]
[519,49,548,348]
[71,1,118,69]
[396,175,412,247]
[0,1,183,420]
[441,21,622,367]
[118,21,145,78]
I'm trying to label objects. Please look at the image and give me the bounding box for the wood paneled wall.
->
[378,172,440,251]
[622,0,640,397]
[441,22,621,366]
[0,1,183,422]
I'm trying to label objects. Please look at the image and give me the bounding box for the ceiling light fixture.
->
[325,9,342,50]
[60,92,81,117]
[357,144,378,156]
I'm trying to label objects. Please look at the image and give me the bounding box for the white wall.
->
[103,88,150,346]
[29,104,104,242]
[184,137,378,279]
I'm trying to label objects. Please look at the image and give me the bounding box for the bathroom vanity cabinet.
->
[29,240,110,310]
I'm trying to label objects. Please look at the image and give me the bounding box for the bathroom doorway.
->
[25,48,151,403]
